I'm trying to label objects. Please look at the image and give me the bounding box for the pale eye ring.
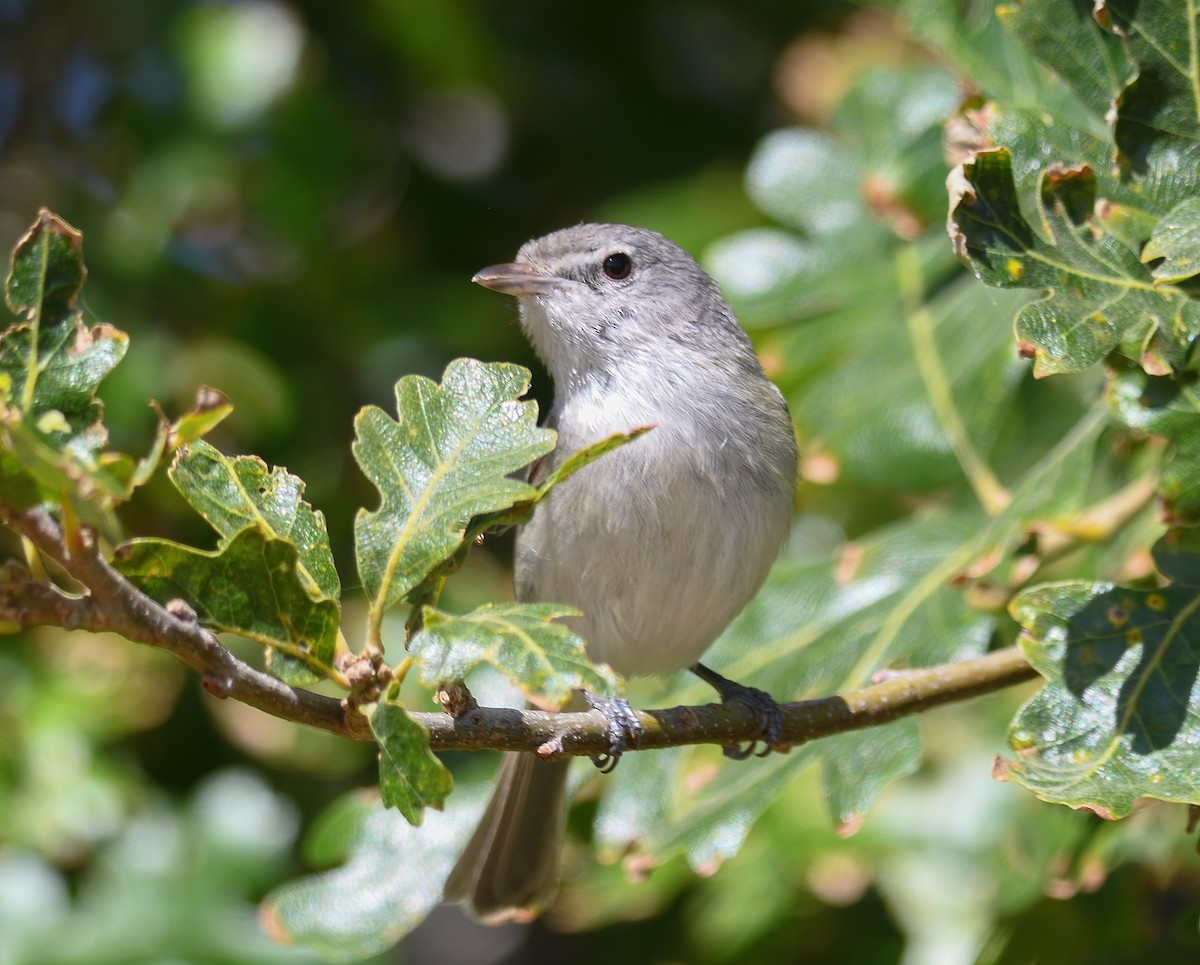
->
[602,252,632,280]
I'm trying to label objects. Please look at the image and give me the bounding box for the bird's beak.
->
[472,262,568,296]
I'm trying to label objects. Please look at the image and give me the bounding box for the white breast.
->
[515,380,794,678]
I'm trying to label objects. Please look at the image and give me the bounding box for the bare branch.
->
[418,647,1037,755]
[2,504,1038,756]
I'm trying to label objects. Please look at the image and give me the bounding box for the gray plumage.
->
[445,223,798,918]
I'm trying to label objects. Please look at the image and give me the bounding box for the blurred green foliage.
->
[5,1,1200,964]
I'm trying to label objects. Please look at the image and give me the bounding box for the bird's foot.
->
[691,663,784,760]
[584,692,643,773]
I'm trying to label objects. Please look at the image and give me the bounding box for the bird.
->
[444,223,798,919]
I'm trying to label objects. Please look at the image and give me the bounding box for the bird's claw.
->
[584,692,642,773]
[692,663,784,760]
[720,682,783,760]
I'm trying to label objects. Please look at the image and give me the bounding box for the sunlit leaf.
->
[411,602,619,710]
[369,698,454,825]
[998,0,1133,121]
[949,148,1200,376]
[353,359,554,632]
[1141,197,1200,284]
[113,526,339,684]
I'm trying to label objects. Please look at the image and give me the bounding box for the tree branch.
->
[419,646,1037,756]
[2,505,1039,756]
[4,505,371,741]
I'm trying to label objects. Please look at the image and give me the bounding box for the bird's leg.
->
[691,663,784,760]
[583,692,643,773]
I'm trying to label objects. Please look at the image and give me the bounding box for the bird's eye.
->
[602,252,632,280]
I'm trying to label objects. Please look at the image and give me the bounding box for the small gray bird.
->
[444,223,798,919]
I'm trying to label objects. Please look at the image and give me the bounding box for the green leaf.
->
[163,439,340,682]
[170,440,339,598]
[262,787,487,961]
[369,697,454,825]
[946,2,1200,379]
[948,147,1199,376]
[0,210,133,519]
[1141,197,1200,284]
[411,602,619,709]
[533,425,652,494]
[403,427,652,614]
[998,0,1134,122]
[111,439,340,684]
[113,526,339,684]
[1106,364,1200,521]
[353,358,555,637]
[1003,528,1200,817]
[1104,0,1200,180]
[1,210,125,428]
[128,386,235,493]
[0,210,215,517]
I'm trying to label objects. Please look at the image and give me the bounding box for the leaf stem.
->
[897,244,1011,515]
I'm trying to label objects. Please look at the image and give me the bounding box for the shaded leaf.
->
[1106,364,1200,521]
[353,359,554,631]
[1104,0,1200,180]
[369,698,454,825]
[1004,529,1200,816]
[262,787,487,962]
[114,526,339,684]
[411,602,618,710]
[999,0,1134,121]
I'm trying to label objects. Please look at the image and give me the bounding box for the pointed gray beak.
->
[472,262,569,296]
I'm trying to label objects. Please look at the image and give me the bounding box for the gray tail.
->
[444,753,571,919]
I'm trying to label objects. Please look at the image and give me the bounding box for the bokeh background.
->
[3,1,1200,963]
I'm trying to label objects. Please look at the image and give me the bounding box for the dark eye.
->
[602,252,632,280]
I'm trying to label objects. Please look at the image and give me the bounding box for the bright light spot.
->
[182,1,305,127]
[402,87,509,182]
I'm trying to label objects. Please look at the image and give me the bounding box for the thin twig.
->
[1,505,1039,755]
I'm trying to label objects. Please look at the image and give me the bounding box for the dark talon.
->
[584,691,642,772]
[691,662,784,760]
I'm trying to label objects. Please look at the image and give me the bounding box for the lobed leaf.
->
[114,526,339,685]
[948,148,1200,377]
[353,359,554,634]
[410,602,618,710]
[947,2,1200,379]
[369,697,454,825]
[0,211,230,515]
[998,0,1134,122]
[169,440,339,599]
[1141,197,1200,284]
[1003,529,1200,817]
[1103,0,1200,181]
